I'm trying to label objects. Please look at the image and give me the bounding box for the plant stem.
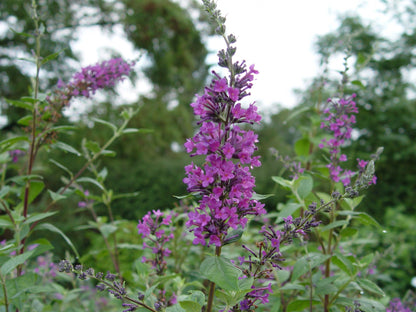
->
[206,246,222,312]
[1,273,10,312]
[324,203,335,312]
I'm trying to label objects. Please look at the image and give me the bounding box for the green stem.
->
[18,1,42,280]
[206,246,222,312]
[23,0,42,220]
[328,275,356,306]
[0,272,10,312]
[105,201,122,279]
[324,203,335,312]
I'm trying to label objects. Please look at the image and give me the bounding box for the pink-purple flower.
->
[319,94,376,186]
[183,62,265,247]
[46,58,134,120]
[137,210,174,275]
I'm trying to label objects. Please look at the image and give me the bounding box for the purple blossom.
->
[319,94,358,185]
[387,298,413,312]
[319,94,377,186]
[184,62,265,247]
[46,58,134,121]
[9,149,25,163]
[137,210,174,275]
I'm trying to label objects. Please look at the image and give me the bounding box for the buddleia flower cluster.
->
[183,26,265,247]
[319,94,377,186]
[137,209,174,276]
[45,58,134,122]
[231,205,321,311]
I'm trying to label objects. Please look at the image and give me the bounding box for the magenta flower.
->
[137,210,174,275]
[9,149,25,163]
[46,58,134,120]
[183,61,266,247]
[319,94,359,185]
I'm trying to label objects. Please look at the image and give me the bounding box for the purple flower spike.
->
[46,58,134,120]
[183,61,265,247]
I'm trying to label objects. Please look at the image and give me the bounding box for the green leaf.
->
[99,224,118,238]
[332,253,354,276]
[360,253,374,268]
[315,276,338,295]
[101,149,116,157]
[37,223,80,258]
[76,177,104,191]
[48,190,67,202]
[237,276,254,291]
[178,291,205,312]
[0,216,13,228]
[173,193,196,200]
[276,269,290,283]
[351,79,365,89]
[41,50,65,65]
[49,125,77,131]
[112,191,140,200]
[223,228,244,245]
[20,180,44,205]
[52,142,81,156]
[122,128,140,134]
[92,118,117,133]
[24,211,58,225]
[279,283,305,291]
[277,203,301,219]
[1,249,35,275]
[179,300,202,312]
[5,99,33,111]
[84,140,101,154]
[287,299,320,312]
[339,227,358,238]
[0,136,29,149]
[294,138,311,157]
[10,28,34,38]
[166,304,186,312]
[344,195,364,210]
[319,220,349,232]
[356,298,386,312]
[354,212,381,228]
[292,254,330,281]
[0,186,11,199]
[136,128,154,134]
[117,243,142,250]
[357,278,385,297]
[285,106,310,123]
[251,192,274,200]
[272,176,292,189]
[200,255,241,291]
[316,192,331,203]
[17,115,33,126]
[49,159,73,177]
[20,97,39,104]
[294,175,313,199]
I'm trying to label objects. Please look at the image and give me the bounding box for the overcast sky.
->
[73,0,398,113]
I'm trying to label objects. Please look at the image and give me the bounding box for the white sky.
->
[72,0,397,113]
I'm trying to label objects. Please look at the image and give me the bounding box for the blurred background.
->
[1,0,415,298]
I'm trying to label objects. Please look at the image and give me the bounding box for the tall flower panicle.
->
[137,210,173,275]
[319,94,377,187]
[183,54,265,247]
[319,94,358,185]
[46,58,134,121]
